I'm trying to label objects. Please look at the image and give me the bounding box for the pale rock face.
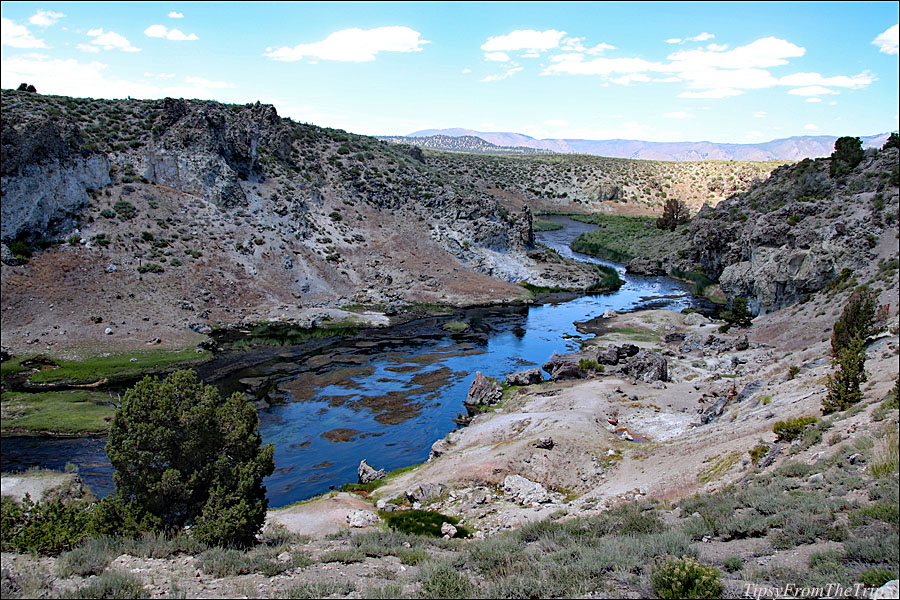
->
[1,155,110,241]
[502,474,550,505]
[347,509,378,528]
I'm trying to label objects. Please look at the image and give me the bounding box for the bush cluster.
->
[773,416,818,442]
[652,556,723,599]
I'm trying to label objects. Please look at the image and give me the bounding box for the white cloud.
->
[86,28,140,52]
[76,43,99,53]
[664,111,694,119]
[678,88,744,99]
[687,32,715,42]
[873,24,898,55]
[461,67,471,74]
[481,66,523,82]
[753,111,767,118]
[610,73,650,85]
[145,71,176,79]
[679,67,779,91]
[481,29,566,53]
[806,97,822,103]
[168,11,184,19]
[706,43,728,52]
[144,24,199,41]
[1,17,48,48]
[804,124,819,130]
[484,51,510,62]
[560,36,614,54]
[665,38,682,44]
[666,37,804,70]
[29,10,65,27]
[787,85,838,96]
[544,54,663,76]
[779,71,873,88]
[265,26,428,62]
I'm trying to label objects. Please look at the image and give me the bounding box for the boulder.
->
[440,522,458,538]
[406,482,446,504]
[626,257,665,275]
[347,510,378,528]
[616,344,640,360]
[357,459,386,484]
[684,312,710,326]
[534,437,554,450]
[505,368,544,386]
[700,397,728,424]
[503,475,550,505]
[464,372,503,414]
[872,580,899,600]
[597,346,619,365]
[622,350,667,383]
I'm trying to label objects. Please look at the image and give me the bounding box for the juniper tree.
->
[104,370,274,546]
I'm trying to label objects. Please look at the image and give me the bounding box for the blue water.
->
[1,217,699,507]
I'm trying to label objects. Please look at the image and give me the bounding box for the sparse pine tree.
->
[883,132,900,151]
[656,198,691,231]
[831,287,877,357]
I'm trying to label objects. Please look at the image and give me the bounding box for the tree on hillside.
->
[103,370,274,546]
[883,132,900,151]
[823,287,880,414]
[830,136,864,178]
[656,198,691,231]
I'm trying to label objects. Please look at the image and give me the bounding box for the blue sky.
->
[1,1,897,143]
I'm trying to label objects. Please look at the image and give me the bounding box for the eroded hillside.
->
[0,90,603,355]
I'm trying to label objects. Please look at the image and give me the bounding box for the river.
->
[1,216,705,507]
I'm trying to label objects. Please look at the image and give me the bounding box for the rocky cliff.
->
[690,145,899,314]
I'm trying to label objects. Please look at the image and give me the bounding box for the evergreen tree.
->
[656,198,691,231]
[830,136,864,178]
[104,370,274,546]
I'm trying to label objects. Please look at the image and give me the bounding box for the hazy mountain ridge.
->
[376,134,553,155]
[407,128,893,161]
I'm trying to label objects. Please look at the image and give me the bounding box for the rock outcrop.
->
[463,372,503,414]
[690,148,899,314]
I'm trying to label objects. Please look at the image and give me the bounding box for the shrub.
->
[136,262,164,274]
[1,495,91,555]
[68,235,82,246]
[859,567,897,587]
[104,370,274,547]
[773,416,818,442]
[113,200,137,220]
[723,555,744,573]
[652,556,723,599]
[8,240,32,259]
[883,132,900,151]
[56,535,120,577]
[59,569,148,599]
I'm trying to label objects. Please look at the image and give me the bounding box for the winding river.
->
[1,216,707,507]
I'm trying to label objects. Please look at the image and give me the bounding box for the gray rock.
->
[347,509,378,528]
[502,474,550,505]
[700,397,729,424]
[440,522,458,538]
[622,350,667,383]
[808,473,825,483]
[683,312,710,326]
[358,459,386,484]
[872,579,899,600]
[406,482,445,504]
[535,437,554,450]
[505,368,544,386]
[464,372,503,414]
[626,257,665,275]
[597,346,619,365]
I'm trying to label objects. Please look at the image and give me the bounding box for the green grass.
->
[25,349,211,386]
[380,510,471,538]
[340,463,419,495]
[569,213,690,265]
[533,219,564,231]
[441,321,469,333]
[1,390,115,434]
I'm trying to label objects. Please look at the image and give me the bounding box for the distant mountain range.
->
[376,134,554,156]
[398,128,894,161]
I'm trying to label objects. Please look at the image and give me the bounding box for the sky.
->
[1,1,898,143]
